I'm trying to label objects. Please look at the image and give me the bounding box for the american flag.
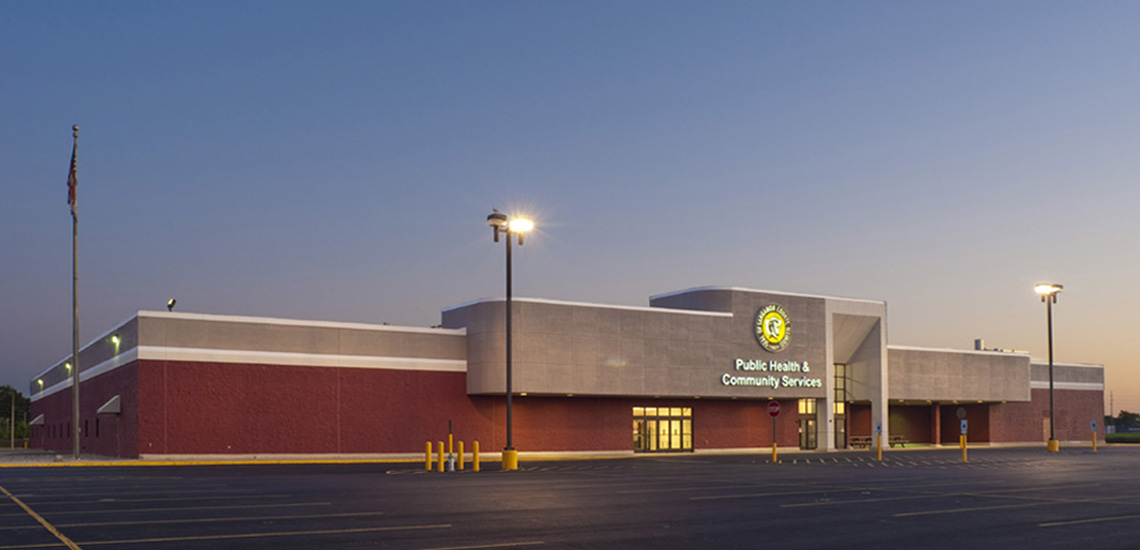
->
[67,139,77,214]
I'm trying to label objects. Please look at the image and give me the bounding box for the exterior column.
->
[869,321,889,446]
[822,362,835,451]
[931,403,941,445]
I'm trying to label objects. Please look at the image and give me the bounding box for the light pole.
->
[487,209,533,471]
[6,388,13,450]
[1035,282,1063,452]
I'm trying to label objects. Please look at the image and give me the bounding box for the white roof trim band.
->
[1029,381,1104,391]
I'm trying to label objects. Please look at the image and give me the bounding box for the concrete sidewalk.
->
[0,448,127,466]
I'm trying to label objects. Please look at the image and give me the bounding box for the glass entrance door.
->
[798,399,818,450]
[799,418,817,450]
[633,407,692,452]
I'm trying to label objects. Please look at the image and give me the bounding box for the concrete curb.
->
[0,442,1113,468]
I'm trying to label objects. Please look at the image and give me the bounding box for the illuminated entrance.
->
[798,399,818,450]
[633,407,693,452]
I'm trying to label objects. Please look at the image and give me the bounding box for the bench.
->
[849,436,873,449]
[889,436,910,448]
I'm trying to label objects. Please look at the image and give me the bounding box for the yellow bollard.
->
[437,441,445,472]
[474,441,480,472]
[960,434,968,463]
[502,449,518,471]
[448,433,453,455]
[459,441,465,470]
[425,441,433,471]
[877,434,882,462]
[771,441,777,463]
[1093,432,1098,453]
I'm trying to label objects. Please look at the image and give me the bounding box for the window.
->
[798,399,816,415]
[633,406,693,452]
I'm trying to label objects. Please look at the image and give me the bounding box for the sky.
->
[2,2,1138,412]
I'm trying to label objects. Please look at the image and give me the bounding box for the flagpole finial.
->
[72,125,79,136]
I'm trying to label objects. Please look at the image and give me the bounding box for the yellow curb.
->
[0,453,641,468]
[0,459,421,468]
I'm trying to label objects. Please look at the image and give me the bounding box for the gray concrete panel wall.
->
[822,298,887,449]
[452,289,832,399]
[138,312,466,360]
[32,315,138,394]
[32,311,467,400]
[888,347,1031,402]
[1029,362,1104,385]
[845,323,886,402]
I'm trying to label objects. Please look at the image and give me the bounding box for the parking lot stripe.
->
[0,510,374,531]
[691,486,870,501]
[416,542,544,550]
[0,501,331,519]
[41,511,386,529]
[896,501,1061,517]
[9,487,243,500]
[781,483,1102,509]
[0,523,453,548]
[0,484,83,550]
[23,493,292,506]
[1039,513,1140,527]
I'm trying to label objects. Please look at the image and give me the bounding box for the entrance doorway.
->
[834,364,848,449]
[633,407,693,452]
[798,399,818,450]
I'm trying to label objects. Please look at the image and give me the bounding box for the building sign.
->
[721,358,822,389]
[755,304,791,352]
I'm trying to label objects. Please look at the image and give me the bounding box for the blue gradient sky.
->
[3,2,1138,412]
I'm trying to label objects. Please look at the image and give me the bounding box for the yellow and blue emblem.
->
[755,304,791,352]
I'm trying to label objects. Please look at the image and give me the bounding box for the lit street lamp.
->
[7,387,14,450]
[1035,282,1063,452]
[487,209,533,471]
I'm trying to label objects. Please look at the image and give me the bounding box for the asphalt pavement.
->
[1,446,1137,549]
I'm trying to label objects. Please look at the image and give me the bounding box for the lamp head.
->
[488,210,508,242]
[167,298,177,312]
[487,210,508,228]
[508,217,534,233]
[1035,283,1062,302]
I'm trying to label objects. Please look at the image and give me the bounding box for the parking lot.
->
[2,446,1139,549]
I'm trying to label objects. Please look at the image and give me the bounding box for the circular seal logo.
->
[755,304,791,352]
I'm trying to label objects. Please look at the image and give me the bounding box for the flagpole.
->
[70,124,80,460]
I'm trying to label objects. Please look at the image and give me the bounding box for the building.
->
[28,287,1104,458]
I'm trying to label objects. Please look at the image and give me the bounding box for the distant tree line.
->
[1106,410,1140,428]
[0,386,31,442]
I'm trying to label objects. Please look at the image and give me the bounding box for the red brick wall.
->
[990,388,1103,443]
[29,362,140,457]
[940,404,990,443]
[34,359,1102,457]
[52,359,811,456]
[888,406,932,443]
[133,359,806,455]
[694,399,799,449]
[848,404,871,437]
[988,400,1040,443]
[136,360,496,455]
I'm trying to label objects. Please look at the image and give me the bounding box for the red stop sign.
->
[767,401,781,418]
